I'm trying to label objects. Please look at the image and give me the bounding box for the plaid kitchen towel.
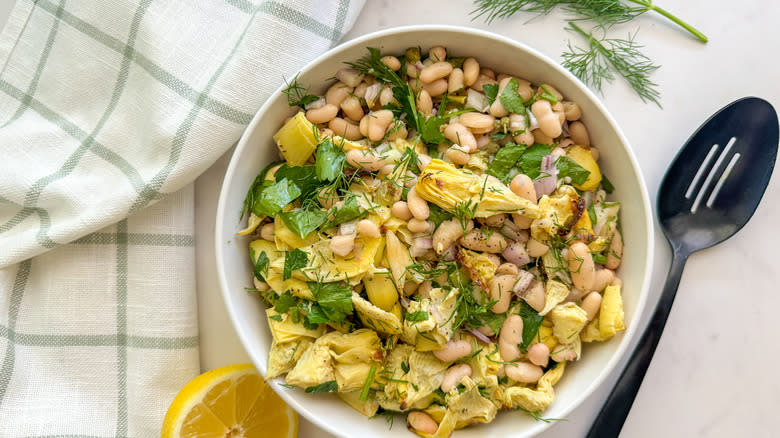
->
[0,0,364,436]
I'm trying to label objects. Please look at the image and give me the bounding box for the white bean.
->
[459,112,495,133]
[357,219,380,238]
[260,223,275,241]
[407,187,430,220]
[433,219,472,254]
[433,340,472,362]
[420,61,453,84]
[346,149,386,172]
[407,411,438,434]
[505,361,544,383]
[407,218,430,234]
[305,104,339,124]
[460,229,507,253]
[328,117,361,140]
[325,82,352,106]
[489,274,517,313]
[441,363,472,393]
[512,212,533,230]
[446,146,471,165]
[499,315,523,361]
[580,291,603,321]
[340,96,364,122]
[527,343,550,367]
[526,238,549,257]
[330,234,355,257]
[335,68,363,87]
[496,262,519,277]
[605,229,623,269]
[423,78,448,97]
[531,100,562,139]
[367,110,394,142]
[391,201,413,220]
[591,268,615,293]
[428,46,447,62]
[448,67,464,94]
[567,241,595,291]
[510,174,537,203]
[462,57,479,86]
[562,101,581,121]
[381,55,401,71]
[417,89,433,115]
[569,121,590,146]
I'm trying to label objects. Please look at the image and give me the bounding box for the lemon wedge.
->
[162,363,297,438]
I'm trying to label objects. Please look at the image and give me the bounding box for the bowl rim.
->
[215,24,654,438]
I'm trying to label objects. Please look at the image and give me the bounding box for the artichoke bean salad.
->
[241,45,625,436]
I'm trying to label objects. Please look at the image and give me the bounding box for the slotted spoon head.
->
[658,97,779,254]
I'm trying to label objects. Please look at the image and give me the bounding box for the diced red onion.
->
[528,111,540,131]
[513,270,534,295]
[562,120,570,137]
[304,97,326,110]
[414,61,425,72]
[533,155,558,196]
[468,328,491,344]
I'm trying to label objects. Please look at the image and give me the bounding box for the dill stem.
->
[628,0,708,43]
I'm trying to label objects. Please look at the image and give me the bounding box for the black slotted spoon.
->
[587,97,779,437]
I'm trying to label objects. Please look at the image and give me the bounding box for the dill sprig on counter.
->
[471,0,707,105]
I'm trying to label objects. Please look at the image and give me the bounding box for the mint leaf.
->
[251,249,270,282]
[252,178,301,217]
[309,282,353,323]
[556,156,591,185]
[486,143,527,184]
[518,302,544,349]
[316,138,346,182]
[274,165,320,201]
[405,311,429,322]
[280,209,327,239]
[428,204,453,227]
[483,83,499,105]
[601,174,615,194]
[499,78,527,114]
[517,144,553,180]
[241,161,280,220]
[283,249,309,281]
[305,380,339,393]
[274,291,297,313]
[325,195,364,229]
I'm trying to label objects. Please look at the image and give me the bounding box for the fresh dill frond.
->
[471,0,559,23]
[562,22,661,106]
[345,47,406,88]
[281,74,320,108]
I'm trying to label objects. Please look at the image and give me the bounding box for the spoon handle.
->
[586,249,689,438]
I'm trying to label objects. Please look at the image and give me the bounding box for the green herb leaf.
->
[280,209,327,239]
[274,165,320,200]
[486,143,527,183]
[252,250,270,282]
[405,311,429,322]
[325,195,365,229]
[305,303,330,325]
[269,314,283,322]
[240,161,280,220]
[517,144,553,180]
[316,138,346,182]
[420,115,448,144]
[252,178,302,217]
[556,156,591,185]
[359,365,377,402]
[274,291,297,313]
[518,301,544,349]
[428,204,454,227]
[587,203,597,225]
[283,249,309,281]
[499,78,527,113]
[400,361,410,373]
[282,74,320,108]
[601,174,615,193]
[483,83,499,105]
[480,312,508,335]
[309,282,354,323]
[592,253,608,265]
[305,380,339,393]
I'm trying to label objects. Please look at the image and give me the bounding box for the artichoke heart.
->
[416,159,540,218]
[289,235,381,284]
[502,362,566,412]
[272,112,318,166]
[352,292,403,335]
[549,302,588,344]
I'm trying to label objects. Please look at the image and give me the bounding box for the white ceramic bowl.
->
[216,25,653,438]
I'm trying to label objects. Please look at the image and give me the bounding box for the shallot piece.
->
[410,237,433,258]
[533,155,558,197]
[468,328,492,344]
[364,83,382,107]
[513,270,534,295]
[466,88,490,112]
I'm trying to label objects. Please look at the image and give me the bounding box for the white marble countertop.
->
[4,0,776,436]
[196,1,780,437]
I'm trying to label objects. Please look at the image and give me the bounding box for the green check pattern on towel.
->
[0,0,364,436]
